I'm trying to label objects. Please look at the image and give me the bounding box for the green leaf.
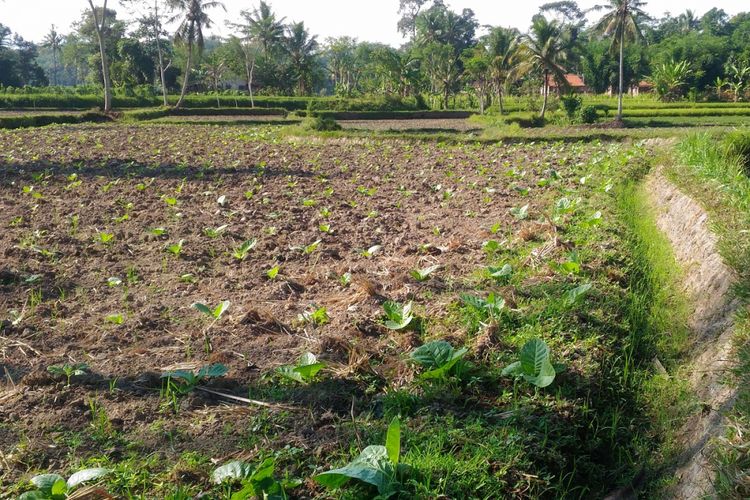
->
[197,363,228,380]
[31,474,65,494]
[565,283,592,304]
[385,417,401,465]
[192,302,212,316]
[19,491,48,500]
[488,264,513,279]
[500,361,522,377]
[66,468,109,489]
[213,301,230,319]
[213,460,253,483]
[509,338,557,388]
[276,365,305,384]
[160,370,197,384]
[315,445,395,494]
[410,341,468,379]
[383,301,413,330]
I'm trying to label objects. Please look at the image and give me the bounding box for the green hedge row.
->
[123,107,289,121]
[302,110,474,120]
[0,111,111,129]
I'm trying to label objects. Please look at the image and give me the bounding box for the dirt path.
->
[645,172,739,498]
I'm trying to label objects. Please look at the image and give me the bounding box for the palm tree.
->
[284,22,318,95]
[522,15,567,120]
[485,26,521,115]
[42,25,63,86]
[592,0,648,120]
[244,1,285,56]
[168,0,225,109]
[230,1,286,105]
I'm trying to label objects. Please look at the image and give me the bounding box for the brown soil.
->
[0,124,604,490]
[646,172,738,498]
[338,118,481,133]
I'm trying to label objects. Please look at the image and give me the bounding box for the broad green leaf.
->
[67,468,109,489]
[520,338,550,376]
[192,302,212,316]
[197,363,228,380]
[161,370,196,384]
[213,460,253,483]
[488,264,513,279]
[315,445,394,493]
[385,417,400,465]
[213,301,230,319]
[19,492,48,500]
[276,366,305,383]
[410,341,454,370]
[31,474,65,494]
[565,283,592,304]
[500,361,522,377]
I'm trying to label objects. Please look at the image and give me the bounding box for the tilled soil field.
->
[0,124,654,498]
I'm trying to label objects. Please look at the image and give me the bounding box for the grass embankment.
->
[670,132,750,497]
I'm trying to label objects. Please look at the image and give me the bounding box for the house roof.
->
[548,73,586,88]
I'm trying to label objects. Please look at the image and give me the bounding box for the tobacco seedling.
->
[161,364,229,411]
[20,468,110,500]
[149,227,167,237]
[233,239,258,261]
[105,313,124,325]
[501,338,558,388]
[213,458,297,499]
[461,292,505,320]
[565,283,592,305]
[166,239,184,256]
[94,231,115,245]
[192,301,230,320]
[488,264,513,282]
[47,363,89,387]
[361,245,381,258]
[410,265,439,282]
[383,301,414,330]
[340,272,352,287]
[316,417,408,497]
[555,252,581,275]
[297,306,329,327]
[276,352,326,384]
[509,204,530,220]
[303,239,321,255]
[266,265,280,280]
[203,224,228,238]
[106,277,122,287]
[410,341,468,380]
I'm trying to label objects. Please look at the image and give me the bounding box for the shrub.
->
[301,115,342,131]
[579,106,599,124]
[561,94,582,120]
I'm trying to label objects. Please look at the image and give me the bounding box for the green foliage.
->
[579,105,598,124]
[383,301,414,330]
[461,292,505,320]
[722,129,750,174]
[410,341,469,380]
[165,239,184,256]
[410,265,439,282]
[301,115,342,131]
[47,363,88,387]
[315,417,408,497]
[561,94,582,120]
[501,338,558,388]
[192,301,230,320]
[276,352,326,384]
[296,306,329,326]
[212,458,296,499]
[232,239,258,261]
[20,468,109,499]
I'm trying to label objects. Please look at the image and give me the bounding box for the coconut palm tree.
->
[169,0,225,109]
[521,15,567,120]
[42,25,63,86]
[485,26,521,115]
[591,0,648,120]
[244,1,285,56]
[284,22,318,95]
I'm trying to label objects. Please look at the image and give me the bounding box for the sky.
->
[2,0,748,45]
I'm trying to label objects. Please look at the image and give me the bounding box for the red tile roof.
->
[548,73,586,88]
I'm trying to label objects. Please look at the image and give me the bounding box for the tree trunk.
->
[175,38,193,109]
[617,28,624,120]
[498,84,505,115]
[88,0,112,112]
[153,0,169,106]
[540,69,549,119]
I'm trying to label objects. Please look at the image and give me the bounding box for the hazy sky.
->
[2,0,748,45]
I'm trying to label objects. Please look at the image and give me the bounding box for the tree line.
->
[2,1,750,115]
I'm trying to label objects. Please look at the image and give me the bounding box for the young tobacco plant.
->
[410,341,468,380]
[296,306,329,327]
[20,468,110,500]
[165,239,184,257]
[161,363,228,411]
[501,338,559,388]
[192,301,230,320]
[276,352,326,384]
[410,265,439,282]
[203,224,228,238]
[47,363,89,387]
[233,239,258,261]
[315,417,409,497]
[383,301,414,330]
[461,292,505,320]
[212,458,298,499]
